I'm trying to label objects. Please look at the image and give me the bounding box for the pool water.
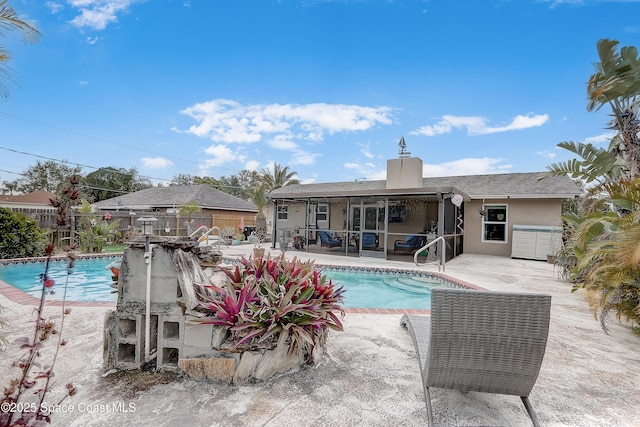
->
[0,257,120,302]
[0,257,455,309]
[322,268,452,310]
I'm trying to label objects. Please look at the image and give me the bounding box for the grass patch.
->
[102,244,126,253]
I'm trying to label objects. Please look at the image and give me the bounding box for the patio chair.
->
[400,287,552,427]
[361,232,378,249]
[393,234,426,254]
[318,231,342,249]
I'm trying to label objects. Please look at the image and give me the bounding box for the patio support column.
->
[437,192,445,263]
[304,198,310,252]
[271,199,278,249]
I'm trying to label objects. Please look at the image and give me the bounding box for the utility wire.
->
[0,145,173,183]
[0,111,240,174]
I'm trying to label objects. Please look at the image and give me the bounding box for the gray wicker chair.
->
[400,287,551,427]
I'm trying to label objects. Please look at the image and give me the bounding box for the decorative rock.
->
[178,357,235,381]
[233,351,263,382]
[254,344,304,380]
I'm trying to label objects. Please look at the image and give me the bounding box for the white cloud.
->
[584,131,615,146]
[46,2,65,14]
[423,158,512,177]
[244,160,260,171]
[268,136,298,150]
[358,142,375,159]
[290,150,320,166]
[411,113,549,137]
[536,151,556,159]
[342,161,384,181]
[200,144,240,170]
[68,0,141,31]
[176,99,392,172]
[177,99,394,144]
[141,157,173,168]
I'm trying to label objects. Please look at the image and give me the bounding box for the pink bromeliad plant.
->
[194,254,345,361]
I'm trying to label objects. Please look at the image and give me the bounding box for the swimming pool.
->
[322,267,460,310]
[0,256,464,309]
[0,256,120,302]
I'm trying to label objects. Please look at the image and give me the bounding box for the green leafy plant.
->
[194,254,344,361]
[0,208,46,259]
[74,200,121,253]
[541,39,640,336]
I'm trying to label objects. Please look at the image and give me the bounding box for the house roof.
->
[268,172,581,200]
[0,191,56,207]
[92,185,258,212]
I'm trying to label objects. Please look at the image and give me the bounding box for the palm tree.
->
[543,39,640,335]
[565,178,640,335]
[261,163,299,191]
[248,185,268,245]
[0,0,40,98]
[178,202,202,236]
[587,39,640,180]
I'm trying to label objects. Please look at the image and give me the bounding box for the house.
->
[266,153,580,262]
[92,185,258,237]
[0,191,56,211]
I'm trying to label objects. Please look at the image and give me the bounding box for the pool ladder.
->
[414,235,452,272]
[189,226,226,250]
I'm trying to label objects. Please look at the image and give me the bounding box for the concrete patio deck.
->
[1,245,639,426]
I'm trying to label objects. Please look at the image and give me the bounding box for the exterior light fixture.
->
[137,216,157,236]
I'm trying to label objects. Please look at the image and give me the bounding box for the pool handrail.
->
[191,226,225,250]
[414,234,456,272]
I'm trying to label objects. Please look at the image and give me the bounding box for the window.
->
[316,204,328,222]
[277,205,288,220]
[482,205,507,243]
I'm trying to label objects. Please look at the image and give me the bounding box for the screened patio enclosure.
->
[269,192,465,263]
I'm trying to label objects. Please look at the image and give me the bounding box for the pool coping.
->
[0,254,485,314]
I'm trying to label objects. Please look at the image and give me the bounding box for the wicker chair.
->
[400,287,551,427]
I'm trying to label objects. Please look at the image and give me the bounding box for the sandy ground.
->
[1,248,640,427]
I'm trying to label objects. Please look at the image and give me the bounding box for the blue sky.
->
[1,0,639,187]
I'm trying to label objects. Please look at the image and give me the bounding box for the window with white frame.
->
[482,205,507,242]
[277,205,288,220]
[316,204,328,222]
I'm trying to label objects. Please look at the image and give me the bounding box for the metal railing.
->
[189,226,225,250]
[414,234,460,272]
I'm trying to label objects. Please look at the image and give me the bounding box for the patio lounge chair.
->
[393,234,426,254]
[400,287,551,427]
[361,232,378,249]
[318,231,342,249]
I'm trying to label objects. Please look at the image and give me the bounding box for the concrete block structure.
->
[103,239,314,382]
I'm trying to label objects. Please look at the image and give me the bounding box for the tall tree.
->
[261,163,299,191]
[17,160,81,193]
[217,170,260,200]
[248,185,268,242]
[1,179,18,194]
[587,38,640,179]
[0,0,40,98]
[82,166,152,202]
[542,39,640,335]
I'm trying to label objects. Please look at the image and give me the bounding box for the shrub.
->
[195,254,345,361]
[0,208,46,259]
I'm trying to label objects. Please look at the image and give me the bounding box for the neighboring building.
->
[0,191,56,211]
[266,153,580,261]
[0,191,58,229]
[92,185,258,236]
